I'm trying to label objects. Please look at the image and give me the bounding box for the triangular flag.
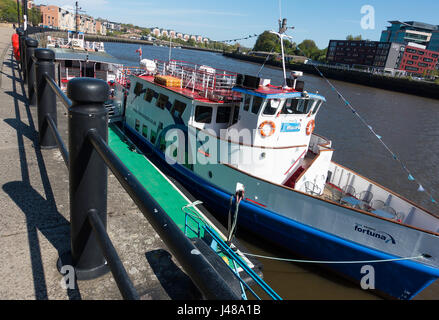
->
[408,174,415,181]
[431,197,436,204]
[417,185,425,192]
[375,134,382,139]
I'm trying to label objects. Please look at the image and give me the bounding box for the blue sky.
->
[34,0,439,49]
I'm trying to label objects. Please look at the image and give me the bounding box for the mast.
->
[270,18,293,89]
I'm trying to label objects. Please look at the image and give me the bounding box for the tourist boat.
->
[111,22,439,300]
[46,32,123,91]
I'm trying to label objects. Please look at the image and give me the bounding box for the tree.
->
[253,30,297,55]
[346,34,363,40]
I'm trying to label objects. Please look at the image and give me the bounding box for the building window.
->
[195,106,212,123]
[423,58,433,63]
[135,119,140,131]
[411,55,419,60]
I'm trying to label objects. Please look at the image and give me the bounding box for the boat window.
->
[65,60,72,68]
[171,99,186,117]
[156,94,169,109]
[216,106,231,123]
[142,125,148,138]
[135,119,140,132]
[311,100,322,115]
[251,96,263,114]
[144,88,155,102]
[195,105,212,123]
[263,99,281,115]
[281,98,313,115]
[243,95,251,111]
[232,105,240,124]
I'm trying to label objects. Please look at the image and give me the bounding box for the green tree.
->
[253,30,297,55]
[346,34,363,40]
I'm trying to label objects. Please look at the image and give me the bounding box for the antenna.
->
[75,1,86,34]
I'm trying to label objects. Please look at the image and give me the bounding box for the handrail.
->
[44,73,72,109]
[87,209,140,300]
[46,115,69,167]
[87,129,241,300]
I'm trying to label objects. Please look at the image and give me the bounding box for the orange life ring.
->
[259,121,276,137]
[306,120,315,135]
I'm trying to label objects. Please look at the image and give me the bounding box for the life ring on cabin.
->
[259,121,276,137]
[306,120,315,135]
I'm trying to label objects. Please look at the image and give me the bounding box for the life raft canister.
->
[11,33,20,61]
[259,121,276,137]
[306,120,315,135]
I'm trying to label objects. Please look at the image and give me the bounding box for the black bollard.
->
[17,28,25,71]
[34,48,57,149]
[60,78,110,280]
[25,38,38,105]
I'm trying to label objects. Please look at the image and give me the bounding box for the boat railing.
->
[183,207,282,300]
[154,59,240,101]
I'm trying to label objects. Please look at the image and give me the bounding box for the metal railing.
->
[19,34,246,300]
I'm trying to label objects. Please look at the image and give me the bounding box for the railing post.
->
[35,48,57,149]
[25,38,38,105]
[61,78,110,280]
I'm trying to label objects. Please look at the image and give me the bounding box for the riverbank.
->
[223,52,439,100]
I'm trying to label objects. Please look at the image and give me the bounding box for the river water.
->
[105,42,439,300]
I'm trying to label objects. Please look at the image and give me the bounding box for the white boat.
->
[110,21,439,300]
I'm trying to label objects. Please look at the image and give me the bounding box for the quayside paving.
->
[0,26,202,300]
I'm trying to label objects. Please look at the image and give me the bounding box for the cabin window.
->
[216,107,231,123]
[65,60,73,68]
[144,88,155,102]
[133,82,144,96]
[311,101,322,115]
[243,95,251,111]
[171,99,187,117]
[135,119,140,132]
[195,106,213,123]
[251,96,263,114]
[156,94,169,109]
[142,125,148,138]
[232,105,240,124]
[281,98,313,115]
[263,99,281,115]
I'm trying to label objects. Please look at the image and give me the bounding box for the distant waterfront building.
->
[398,45,439,76]
[380,21,439,52]
[326,40,394,68]
[326,39,439,77]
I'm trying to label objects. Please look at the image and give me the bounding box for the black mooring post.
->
[25,38,38,105]
[34,48,57,149]
[60,77,110,280]
[17,28,24,71]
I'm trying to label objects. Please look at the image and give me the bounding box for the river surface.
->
[105,42,439,300]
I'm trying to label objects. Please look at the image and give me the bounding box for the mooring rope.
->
[242,252,426,264]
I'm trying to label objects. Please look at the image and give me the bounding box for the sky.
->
[33,0,439,49]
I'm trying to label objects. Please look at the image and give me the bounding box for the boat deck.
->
[108,124,261,274]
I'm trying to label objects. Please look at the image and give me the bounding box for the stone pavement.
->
[0,26,201,300]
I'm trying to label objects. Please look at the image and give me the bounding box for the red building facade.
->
[398,46,439,76]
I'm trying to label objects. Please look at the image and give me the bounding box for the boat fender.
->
[258,121,276,137]
[306,120,315,135]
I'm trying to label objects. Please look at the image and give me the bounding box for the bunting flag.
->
[292,41,438,206]
[135,47,142,57]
